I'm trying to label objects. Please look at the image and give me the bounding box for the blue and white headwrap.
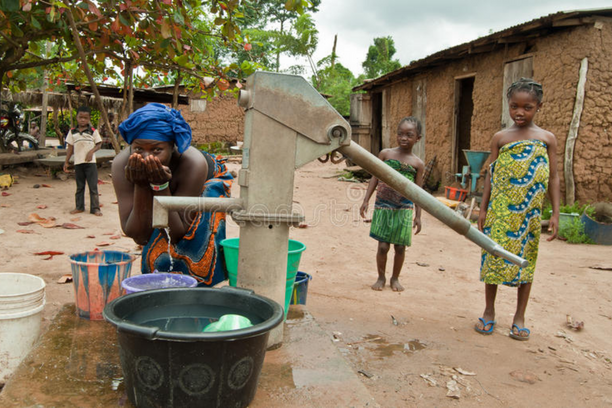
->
[118,103,192,154]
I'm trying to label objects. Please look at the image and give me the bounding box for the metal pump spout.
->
[152,197,244,229]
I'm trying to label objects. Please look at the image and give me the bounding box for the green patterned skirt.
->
[370,208,413,246]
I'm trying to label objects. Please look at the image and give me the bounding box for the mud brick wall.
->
[181,95,245,147]
[372,21,612,203]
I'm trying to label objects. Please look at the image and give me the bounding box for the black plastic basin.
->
[103,286,283,408]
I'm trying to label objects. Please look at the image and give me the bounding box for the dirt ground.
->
[0,158,611,407]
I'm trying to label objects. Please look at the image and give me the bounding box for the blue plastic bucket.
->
[290,272,312,305]
[121,273,198,295]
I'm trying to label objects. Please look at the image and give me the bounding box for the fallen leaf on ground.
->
[87,235,96,239]
[17,229,36,234]
[110,235,121,240]
[420,374,437,387]
[70,217,81,222]
[37,205,48,209]
[103,231,115,235]
[57,274,73,284]
[297,223,309,228]
[41,184,52,188]
[34,251,64,256]
[446,380,461,399]
[60,223,85,229]
[454,367,476,376]
[96,242,113,246]
[34,250,64,260]
[1,191,10,196]
[0,204,10,207]
[28,213,57,228]
[566,315,584,331]
[112,201,118,204]
[17,221,34,226]
[509,370,539,384]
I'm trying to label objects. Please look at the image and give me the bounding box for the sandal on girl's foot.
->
[509,324,530,341]
[474,317,496,335]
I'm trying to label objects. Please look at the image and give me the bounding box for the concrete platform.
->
[35,149,116,168]
[0,148,50,169]
[0,149,116,170]
[0,304,376,407]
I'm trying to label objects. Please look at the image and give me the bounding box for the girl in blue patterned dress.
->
[475,79,560,340]
[360,117,424,292]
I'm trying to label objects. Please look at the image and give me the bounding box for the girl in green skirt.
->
[360,117,424,291]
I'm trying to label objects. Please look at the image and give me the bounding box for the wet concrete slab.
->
[0,304,376,407]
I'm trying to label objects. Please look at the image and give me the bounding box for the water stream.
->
[164,227,174,272]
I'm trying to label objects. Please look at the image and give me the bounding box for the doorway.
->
[371,92,382,154]
[453,76,475,173]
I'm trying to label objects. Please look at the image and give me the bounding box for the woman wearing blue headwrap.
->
[112,103,233,286]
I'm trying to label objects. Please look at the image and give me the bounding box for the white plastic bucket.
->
[0,273,46,383]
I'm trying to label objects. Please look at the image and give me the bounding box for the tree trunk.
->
[39,42,52,148]
[52,107,64,145]
[120,60,130,123]
[128,63,134,116]
[66,89,74,128]
[564,57,588,206]
[331,34,337,70]
[65,7,120,153]
[172,70,181,109]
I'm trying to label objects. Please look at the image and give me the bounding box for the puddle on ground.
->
[357,334,426,359]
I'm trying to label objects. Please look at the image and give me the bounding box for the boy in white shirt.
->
[63,106,102,216]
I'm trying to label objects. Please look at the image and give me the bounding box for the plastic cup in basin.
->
[203,314,253,332]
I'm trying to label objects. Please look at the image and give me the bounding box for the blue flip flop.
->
[509,324,530,341]
[474,317,496,335]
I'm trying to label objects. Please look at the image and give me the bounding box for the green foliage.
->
[560,217,594,245]
[316,62,357,116]
[362,36,402,79]
[0,0,312,98]
[541,202,552,220]
[559,202,588,215]
[197,141,231,155]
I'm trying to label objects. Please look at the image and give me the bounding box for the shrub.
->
[560,217,594,244]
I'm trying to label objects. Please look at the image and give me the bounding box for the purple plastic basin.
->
[121,273,198,295]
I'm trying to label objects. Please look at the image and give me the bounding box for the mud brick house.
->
[350,8,612,203]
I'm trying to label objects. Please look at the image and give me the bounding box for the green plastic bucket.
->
[220,238,306,319]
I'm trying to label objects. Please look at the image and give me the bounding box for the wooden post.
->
[40,42,52,148]
[564,58,588,206]
[65,7,120,153]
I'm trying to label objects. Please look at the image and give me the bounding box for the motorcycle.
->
[0,101,39,153]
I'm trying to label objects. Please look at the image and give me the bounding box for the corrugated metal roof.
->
[353,8,612,92]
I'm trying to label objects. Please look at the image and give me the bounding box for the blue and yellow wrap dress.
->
[481,140,549,286]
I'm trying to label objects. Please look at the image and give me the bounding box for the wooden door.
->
[412,78,427,161]
[501,57,533,128]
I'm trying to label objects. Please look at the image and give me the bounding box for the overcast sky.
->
[284,0,612,77]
